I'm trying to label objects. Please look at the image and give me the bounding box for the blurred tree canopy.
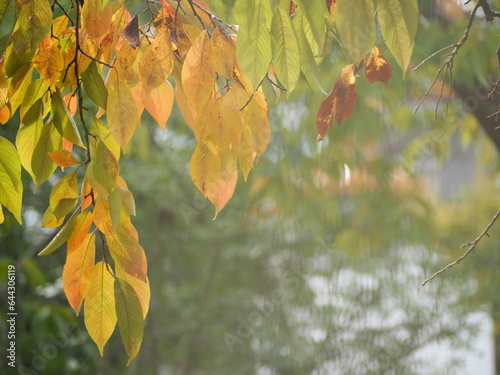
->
[0,0,500,374]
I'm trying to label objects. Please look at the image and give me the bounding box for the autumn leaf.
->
[365,46,392,84]
[210,26,236,81]
[139,30,174,92]
[316,64,358,142]
[82,0,113,43]
[107,77,137,150]
[143,81,174,131]
[84,261,117,356]
[114,278,144,365]
[63,233,96,315]
[181,29,214,111]
[48,149,81,168]
[122,15,141,49]
[107,223,148,282]
[33,36,64,90]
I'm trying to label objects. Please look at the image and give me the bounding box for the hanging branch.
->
[421,210,500,286]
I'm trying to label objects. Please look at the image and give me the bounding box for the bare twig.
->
[414,1,481,116]
[421,210,500,286]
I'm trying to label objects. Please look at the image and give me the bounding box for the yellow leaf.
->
[114,39,139,84]
[173,75,197,130]
[16,119,42,181]
[242,91,270,156]
[33,36,64,89]
[49,169,79,219]
[210,26,236,80]
[107,223,148,282]
[82,0,113,43]
[181,29,214,111]
[142,81,174,131]
[84,262,117,356]
[220,85,248,134]
[107,78,137,150]
[115,266,150,319]
[139,31,174,92]
[190,140,237,214]
[63,233,96,315]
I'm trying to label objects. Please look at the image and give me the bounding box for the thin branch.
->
[414,1,481,115]
[421,210,500,286]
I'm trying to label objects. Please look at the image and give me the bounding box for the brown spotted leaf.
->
[365,46,392,84]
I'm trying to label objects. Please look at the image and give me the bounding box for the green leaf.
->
[299,22,326,94]
[114,278,144,365]
[38,211,79,256]
[235,0,272,90]
[86,139,119,198]
[0,136,22,223]
[16,119,42,181]
[51,88,85,148]
[377,0,418,77]
[32,121,61,188]
[0,0,16,56]
[293,0,327,54]
[335,0,375,63]
[20,79,49,120]
[90,117,120,160]
[271,3,300,92]
[16,0,52,51]
[82,61,108,109]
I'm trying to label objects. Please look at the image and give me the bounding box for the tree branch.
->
[421,210,500,286]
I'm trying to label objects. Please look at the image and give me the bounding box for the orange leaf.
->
[68,210,94,250]
[48,150,81,167]
[316,64,358,142]
[365,45,392,84]
[142,81,174,131]
[63,233,96,315]
[326,0,336,20]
